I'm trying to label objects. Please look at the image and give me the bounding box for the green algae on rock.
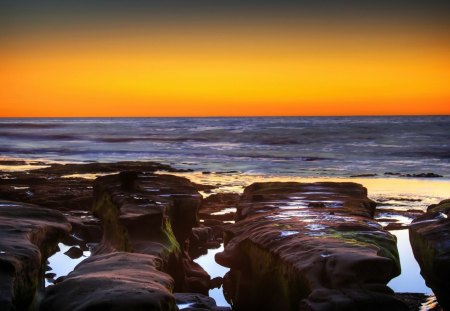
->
[92,171,210,293]
[216,182,406,311]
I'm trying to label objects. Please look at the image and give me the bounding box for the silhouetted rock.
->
[350,173,378,177]
[174,293,230,311]
[34,161,179,175]
[0,200,70,311]
[384,172,443,178]
[41,252,176,311]
[64,246,83,259]
[216,182,406,311]
[410,199,450,310]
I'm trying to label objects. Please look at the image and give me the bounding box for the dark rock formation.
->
[350,173,378,177]
[64,246,83,259]
[384,172,443,178]
[409,199,450,310]
[0,200,70,311]
[0,161,180,211]
[216,182,406,311]
[41,252,176,311]
[189,193,239,258]
[0,171,93,211]
[375,208,424,230]
[395,293,440,311]
[92,172,210,293]
[199,193,239,222]
[175,293,231,311]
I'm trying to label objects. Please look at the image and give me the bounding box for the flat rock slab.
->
[0,161,181,211]
[216,182,406,311]
[410,199,450,310]
[0,200,70,311]
[41,252,176,311]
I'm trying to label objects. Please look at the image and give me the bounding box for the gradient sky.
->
[1,1,449,117]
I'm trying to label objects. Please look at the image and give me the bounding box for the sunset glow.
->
[1,3,449,117]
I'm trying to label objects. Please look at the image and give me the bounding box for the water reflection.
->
[165,171,450,212]
[194,245,230,307]
[388,230,432,294]
[45,243,91,287]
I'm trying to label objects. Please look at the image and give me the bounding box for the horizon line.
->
[1,114,450,119]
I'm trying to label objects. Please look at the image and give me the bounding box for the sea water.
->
[1,116,449,177]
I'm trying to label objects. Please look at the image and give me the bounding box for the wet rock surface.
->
[2,161,438,310]
[216,182,406,311]
[409,199,450,310]
[375,208,424,230]
[0,161,180,211]
[0,200,70,311]
[0,162,220,310]
[41,252,176,311]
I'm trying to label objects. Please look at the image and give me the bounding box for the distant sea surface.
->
[1,116,450,178]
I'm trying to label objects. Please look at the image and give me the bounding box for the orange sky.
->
[1,19,450,117]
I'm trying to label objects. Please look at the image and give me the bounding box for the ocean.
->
[1,116,450,177]
[2,116,450,305]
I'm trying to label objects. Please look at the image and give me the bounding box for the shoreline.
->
[1,158,448,310]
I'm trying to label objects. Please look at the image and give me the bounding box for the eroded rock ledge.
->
[0,200,70,311]
[41,252,176,311]
[41,170,215,311]
[91,171,210,293]
[216,182,406,311]
[410,199,450,310]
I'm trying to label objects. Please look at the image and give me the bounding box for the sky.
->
[1,1,450,117]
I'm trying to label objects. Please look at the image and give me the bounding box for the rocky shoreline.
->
[0,161,448,310]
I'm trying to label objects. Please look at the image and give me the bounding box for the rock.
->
[385,172,403,176]
[409,199,450,310]
[190,227,212,248]
[45,272,57,279]
[0,200,70,311]
[34,161,178,175]
[375,208,424,230]
[405,173,443,178]
[191,193,239,256]
[0,160,28,165]
[41,252,176,311]
[92,172,210,292]
[350,174,378,177]
[385,222,409,231]
[192,182,216,192]
[0,172,93,211]
[216,182,405,311]
[394,293,436,311]
[0,161,186,213]
[384,172,443,178]
[428,199,450,212]
[199,193,239,222]
[64,213,102,244]
[64,246,83,259]
[174,293,231,311]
